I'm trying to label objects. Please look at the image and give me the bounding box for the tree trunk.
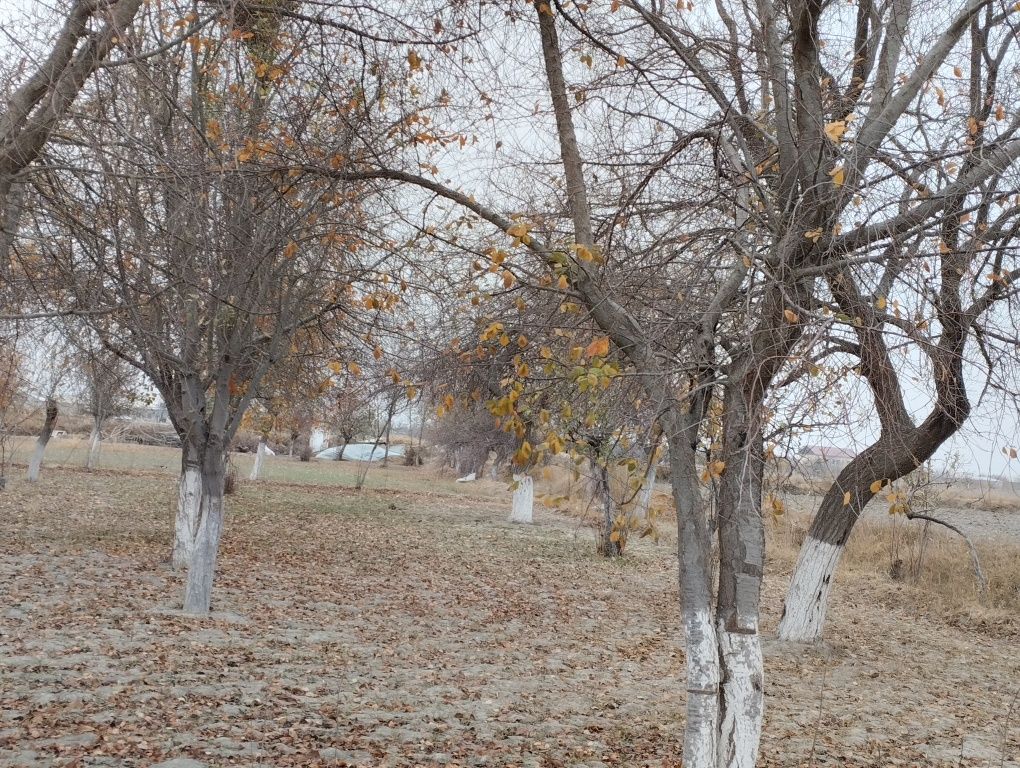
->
[714,386,765,767]
[183,446,226,615]
[334,436,350,461]
[778,413,965,643]
[85,419,101,470]
[382,421,391,466]
[172,442,202,570]
[665,434,722,767]
[509,473,533,524]
[636,462,657,519]
[26,398,57,482]
[595,461,622,557]
[249,437,266,480]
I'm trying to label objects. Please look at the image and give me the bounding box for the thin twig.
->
[906,510,989,601]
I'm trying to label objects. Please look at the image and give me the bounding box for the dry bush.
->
[403,445,425,466]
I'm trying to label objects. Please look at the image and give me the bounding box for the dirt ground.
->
[1,463,1018,768]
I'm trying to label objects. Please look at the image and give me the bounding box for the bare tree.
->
[35,0,412,614]
[1,0,143,289]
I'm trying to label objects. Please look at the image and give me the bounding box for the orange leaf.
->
[585,336,610,358]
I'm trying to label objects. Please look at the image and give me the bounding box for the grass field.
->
[1,445,1018,767]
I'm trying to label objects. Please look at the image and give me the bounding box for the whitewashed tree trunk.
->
[249,437,267,480]
[183,449,226,614]
[26,398,57,482]
[777,536,844,642]
[85,423,101,470]
[636,462,657,519]
[717,625,764,767]
[171,444,202,570]
[509,473,533,524]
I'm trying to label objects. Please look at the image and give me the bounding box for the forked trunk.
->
[509,473,533,524]
[714,387,765,767]
[172,443,202,570]
[85,421,101,470]
[183,447,226,614]
[666,388,766,768]
[249,437,267,480]
[26,398,58,482]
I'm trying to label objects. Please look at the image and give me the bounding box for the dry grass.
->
[769,510,1020,634]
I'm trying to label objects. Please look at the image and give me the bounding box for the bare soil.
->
[1,465,1017,767]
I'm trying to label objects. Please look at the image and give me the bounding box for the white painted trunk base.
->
[717,624,764,768]
[249,439,266,481]
[172,467,202,570]
[85,427,101,470]
[683,609,721,767]
[509,474,533,524]
[636,464,656,518]
[777,536,843,642]
[183,483,224,615]
[26,441,46,482]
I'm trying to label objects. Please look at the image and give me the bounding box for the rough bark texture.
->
[595,462,622,557]
[183,448,226,614]
[509,474,533,524]
[26,398,57,482]
[172,445,202,571]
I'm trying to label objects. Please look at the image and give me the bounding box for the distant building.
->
[797,445,855,476]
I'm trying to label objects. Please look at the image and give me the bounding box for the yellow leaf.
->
[1010,447,1018,459]
[348,362,362,376]
[842,491,852,506]
[869,479,885,494]
[616,54,627,68]
[283,241,298,259]
[805,228,823,242]
[953,65,963,78]
[373,345,383,360]
[502,269,515,288]
[967,116,979,135]
[823,120,847,143]
[557,274,569,290]
[406,385,418,400]
[328,361,343,374]
[539,346,552,359]
[513,441,533,465]
[935,86,946,107]
[828,165,845,187]
[876,296,887,310]
[407,50,422,71]
[783,308,799,323]
[996,104,1006,121]
[506,221,532,246]
[517,334,528,349]
[609,531,622,543]
[585,336,610,358]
